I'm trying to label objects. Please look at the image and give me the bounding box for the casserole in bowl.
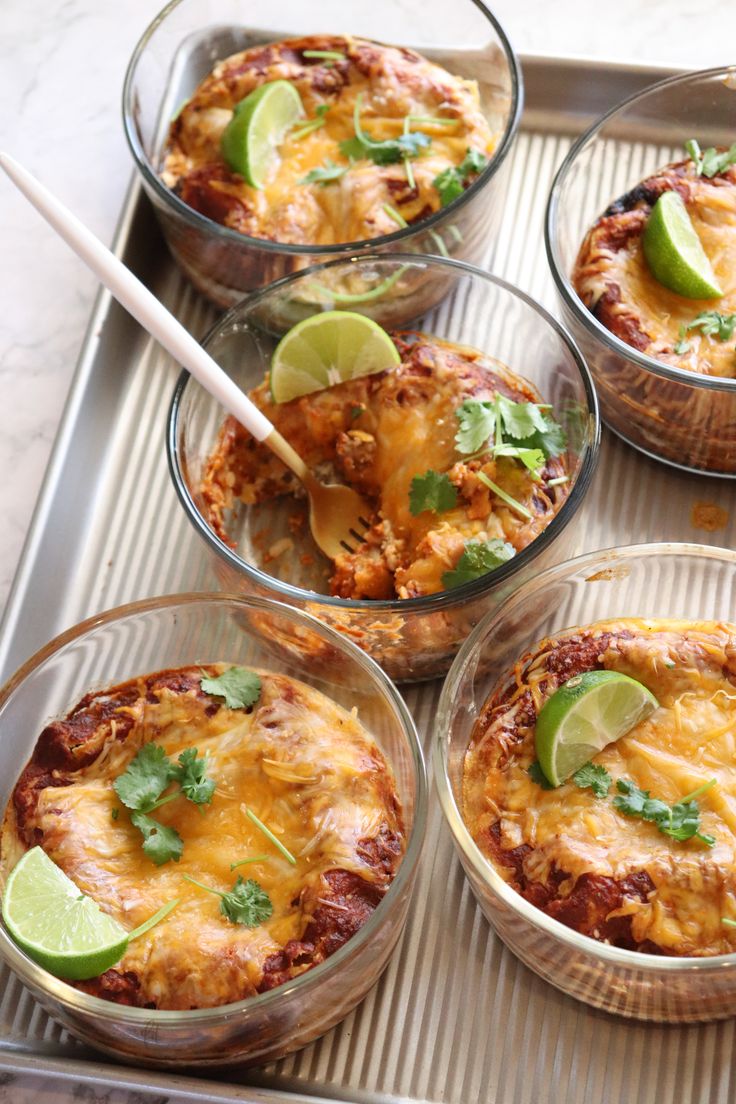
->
[168,255,600,682]
[435,543,736,1022]
[0,594,426,1066]
[546,67,736,477]
[123,0,522,306]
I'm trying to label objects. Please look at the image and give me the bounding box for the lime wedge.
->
[535,671,658,787]
[269,310,401,403]
[2,847,128,980]
[221,80,304,188]
[642,191,723,299]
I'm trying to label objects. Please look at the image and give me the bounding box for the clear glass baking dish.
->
[0,593,427,1067]
[545,67,736,477]
[435,542,736,1022]
[167,254,600,683]
[122,0,523,307]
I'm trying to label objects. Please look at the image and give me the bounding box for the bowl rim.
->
[121,0,524,256]
[167,252,601,613]
[434,539,736,971]
[544,64,736,396]
[0,591,428,1024]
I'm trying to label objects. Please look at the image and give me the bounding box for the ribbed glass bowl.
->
[0,594,427,1068]
[167,254,600,683]
[435,543,736,1023]
[122,0,523,308]
[545,67,736,477]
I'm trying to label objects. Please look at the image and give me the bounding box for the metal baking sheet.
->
[2,55,736,1104]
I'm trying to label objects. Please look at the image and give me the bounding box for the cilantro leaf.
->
[219,877,274,926]
[184,874,273,927]
[458,148,488,176]
[511,418,567,460]
[200,667,261,710]
[684,310,736,342]
[409,470,458,515]
[528,760,554,790]
[174,748,215,806]
[494,394,550,440]
[455,399,496,454]
[130,812,184,866]
[674,324,691,355]
[492,443,546,478]
[433,167,465,207]
[432,147,488,207]
[113,743,177,812]
[300,159,347,186]
[572,762,612,798]
[441,538,515,589]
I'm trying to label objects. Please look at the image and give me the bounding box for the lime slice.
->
[221,80,304,188]
[269,310,401,403]
[2,847,128,980]
[642,191,723,299]
[535,671,658,787]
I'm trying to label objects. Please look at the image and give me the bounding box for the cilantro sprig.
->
[184,874,273,927]
[675,310,736,354]
[292,103,330,140]
[113,744,216,865]
[409,470,458,516]
[613,778,716,846]
[685,138,736,179]
[441,538,515,589]
[433,148,488,207]
[455,395,566,469]
[200,667,261,710]
[340,94,432,165]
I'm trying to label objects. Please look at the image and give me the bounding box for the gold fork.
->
[0,152,372,560]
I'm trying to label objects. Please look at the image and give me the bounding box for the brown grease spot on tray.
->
[691,502,729,532]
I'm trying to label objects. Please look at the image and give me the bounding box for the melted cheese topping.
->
[162,35,495,245]
[464,619,736,956]
[201,335,569,601]
[574,165,736,378]
[3,669,402,1008]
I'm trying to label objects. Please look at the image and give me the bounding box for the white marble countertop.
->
[0,1,734,1100]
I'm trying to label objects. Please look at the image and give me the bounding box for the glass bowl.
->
[546,67,736,478]
[0,593,427,1068]
[167,254,600,683]
[122,0,523,308]
[435,542,736,1023]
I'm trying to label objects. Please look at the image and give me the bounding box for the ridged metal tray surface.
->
[2,56,736,1104]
